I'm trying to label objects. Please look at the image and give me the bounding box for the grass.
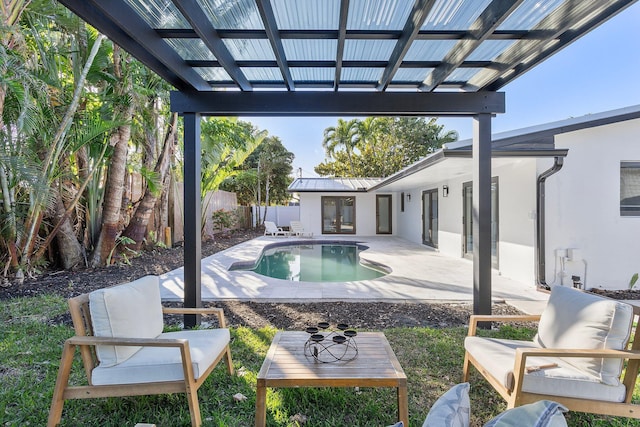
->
[2,296,640,426]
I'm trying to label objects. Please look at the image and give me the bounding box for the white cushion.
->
[483,400,568,427]
[422,382,470,427]
[534,286,633,385]
[465,337,627,402]
[89,276,164,367]
[91,329,230,385]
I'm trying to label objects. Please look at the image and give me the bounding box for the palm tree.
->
[322,118,360,176]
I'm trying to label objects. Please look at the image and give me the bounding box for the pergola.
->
[60,0,636,326]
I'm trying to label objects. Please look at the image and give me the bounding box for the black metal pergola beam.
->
[377,0,436,91]
[155,28,557,41]
[173,0,252,91]
[59,0,209,91]
[468,0,636,91]
[170,91,505,116]
[255,0,295,91]
[420,0,523,91]
[334,0,350,91]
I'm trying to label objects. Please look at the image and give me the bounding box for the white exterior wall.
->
[545,118,640,290]
[298,192,396,236]
[494,160,538,285]
[394,159,539,285]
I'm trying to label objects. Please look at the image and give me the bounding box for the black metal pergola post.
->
[473,113,493,320]
[183,112,202,328]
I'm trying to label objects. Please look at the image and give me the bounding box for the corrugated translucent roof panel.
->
[392,68,433,83]
[446,67,483,83]
[194,67,231,82]
[404,40,457,61]
[422,0,492,30]
[289,178,384,192]
[291,68,335,82]
[242,67,283,81]
[498,0,565,30]
[272,0,340,30]
[282,39,337,61]
[348,0,413,30]
[344,40,397,61]
[197,0,264,29]
[467,40,516,61]
[125,0,189,28]
[223,39,275,60]
[165,39,216,61]
[341,67,383,82]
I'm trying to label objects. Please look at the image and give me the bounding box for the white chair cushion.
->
[534,286,633,385]
[89,275,164,367]
[465,337,627,402]
[91,328,230,385]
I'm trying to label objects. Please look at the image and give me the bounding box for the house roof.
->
[288,177,383,192]
[59,0,636,94]
[446,104,640,150]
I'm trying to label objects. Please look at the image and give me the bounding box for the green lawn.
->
[2,295,639,426]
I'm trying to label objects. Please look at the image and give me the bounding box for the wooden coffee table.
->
[255,331,408,426]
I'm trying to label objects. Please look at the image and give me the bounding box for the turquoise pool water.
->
[241,244,386,282]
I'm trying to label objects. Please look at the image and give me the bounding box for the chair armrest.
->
[508,347,640,393]
[162,306,227,328]
[67,335,189,348]
[65,335,199,380]
[468,314,541,336]
[515,347,640,360]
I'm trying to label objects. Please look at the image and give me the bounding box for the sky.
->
[243,2,640,178]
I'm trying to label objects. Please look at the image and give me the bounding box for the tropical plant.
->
[315,117,458,178]
[322,118,360,175]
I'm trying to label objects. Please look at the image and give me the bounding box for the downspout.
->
[536,156,564,290]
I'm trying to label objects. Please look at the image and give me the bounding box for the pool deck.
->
[160,236,550,314]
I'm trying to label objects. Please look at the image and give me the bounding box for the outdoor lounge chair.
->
[264,220,289,236]
[47,275,234,427]
[463,285,640,418]
[289,220,313,237]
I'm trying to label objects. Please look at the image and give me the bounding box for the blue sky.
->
[244,3,640,177]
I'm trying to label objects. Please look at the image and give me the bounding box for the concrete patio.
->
[160,236,549,314]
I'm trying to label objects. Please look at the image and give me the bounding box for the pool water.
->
[244,244,386,282]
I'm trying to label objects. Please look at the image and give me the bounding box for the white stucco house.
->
[288,105,640,291]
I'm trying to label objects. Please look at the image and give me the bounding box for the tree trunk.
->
[90,45,134,266]
[53,187,83,269]
[121,113,177,251]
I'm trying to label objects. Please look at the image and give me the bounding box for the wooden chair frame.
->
[462,306,640,418]
[48,293,234,427]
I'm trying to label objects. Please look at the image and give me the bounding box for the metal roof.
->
[288,177,383,192]
[59,0,636,94]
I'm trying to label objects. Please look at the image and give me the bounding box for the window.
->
[621,162,640,216]
[400,192,405,212]
[321,196,356,234]
[462,178,499,268]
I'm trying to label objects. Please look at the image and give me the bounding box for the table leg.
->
[397,385,409,426]
[255,384,266,427]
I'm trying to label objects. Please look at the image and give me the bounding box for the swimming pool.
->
[232,243,388,282]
